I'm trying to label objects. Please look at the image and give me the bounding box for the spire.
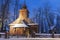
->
[22,0,27,9]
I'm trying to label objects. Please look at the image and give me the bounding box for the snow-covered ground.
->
[0,34,60,40]
[0,38,60,40]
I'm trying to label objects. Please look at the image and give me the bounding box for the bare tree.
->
[14,0,19,20]
[0,0,10,32]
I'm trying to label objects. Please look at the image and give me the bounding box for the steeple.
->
[22,0,27,9]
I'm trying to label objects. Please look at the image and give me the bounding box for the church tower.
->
[19,3,29,21]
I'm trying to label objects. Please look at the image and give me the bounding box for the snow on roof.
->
[9,23,38,26]
[12,24,28,28]
[28,23,38,25]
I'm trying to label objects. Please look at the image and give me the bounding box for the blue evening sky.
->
[1,0,60,18]
[21,0,60,18]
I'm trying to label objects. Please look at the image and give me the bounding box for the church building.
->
[9,2,38,37]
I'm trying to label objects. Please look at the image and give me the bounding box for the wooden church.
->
[9,2,38,37]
